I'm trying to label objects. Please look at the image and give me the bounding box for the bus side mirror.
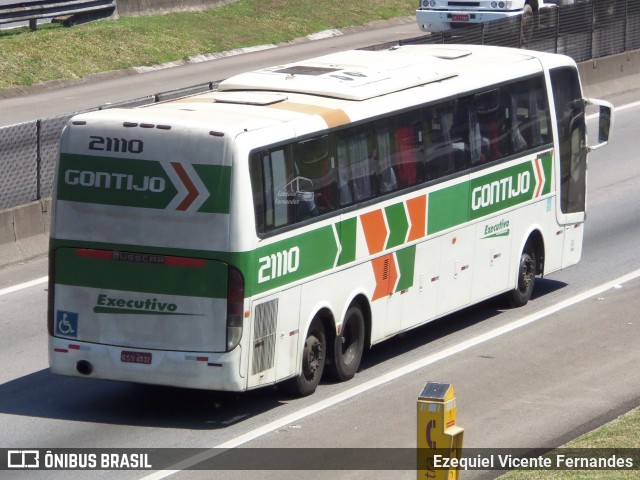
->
[585,98,614,151]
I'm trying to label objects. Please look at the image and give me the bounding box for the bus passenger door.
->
[549,67,587,269]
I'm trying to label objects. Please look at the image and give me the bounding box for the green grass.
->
[0,0,415,90]
[498,407,640,480]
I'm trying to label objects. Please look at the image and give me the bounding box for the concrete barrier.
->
[0,199,50,268]
[579,49,640,99]
[115,0,239,17]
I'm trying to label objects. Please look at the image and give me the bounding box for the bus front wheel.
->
[282,317,326,397]
[327,305,365,382]
[526,0,538,12]
[510,245,537,307]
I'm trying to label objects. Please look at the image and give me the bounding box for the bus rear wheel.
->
[282,317,326,397]
[327,306,365,382]
[510,245,537,307]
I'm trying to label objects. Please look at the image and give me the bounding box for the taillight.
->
[226,267,244,351]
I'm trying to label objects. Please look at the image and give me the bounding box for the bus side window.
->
[551,67,586,214]
[337,128,377,206]
[249,151,267,234]
[375,124,398,194]
[395,112,424,188]
[250,146,305,232]
[423,107,452,180]
[504,76,552,153]
[475,88,512,162]
[424,100,469,179]
[295,135,337,217]
[375,111,424,193]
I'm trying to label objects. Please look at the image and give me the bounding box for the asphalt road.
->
[0,91,639,480]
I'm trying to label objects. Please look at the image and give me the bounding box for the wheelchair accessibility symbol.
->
[55,310,78,337]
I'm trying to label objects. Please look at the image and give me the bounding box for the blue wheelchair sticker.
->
[55,310,78,338]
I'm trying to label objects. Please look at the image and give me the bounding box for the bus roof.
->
[87,45,573,138]
[216,45,550,100]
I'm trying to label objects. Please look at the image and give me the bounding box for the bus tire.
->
[526,0,538,12]
[521,4,534,45]
[510,244,537,307]
[282,317,326,397]
[328,305,365,382]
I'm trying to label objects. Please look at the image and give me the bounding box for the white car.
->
[416,0,557,33]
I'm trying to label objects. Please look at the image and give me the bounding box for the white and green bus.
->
[48,44,612,396]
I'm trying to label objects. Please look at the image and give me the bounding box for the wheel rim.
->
[341,321,358,366]
[518,254,535,293]
[302,334,323,380]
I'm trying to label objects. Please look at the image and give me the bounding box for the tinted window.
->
[550,67,586,214]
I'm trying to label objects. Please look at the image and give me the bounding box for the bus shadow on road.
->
[0,368,287,430]
[355,277,568,373]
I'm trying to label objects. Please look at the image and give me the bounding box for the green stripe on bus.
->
[337,217,357,266]
[427,155,552,233]
[395,245,416,292]
[428,182,470,234]
[385,202,409,249]
[54,248,228,298]
[254,226,338,292]
[542,153,552,196]
[192,163,231,213]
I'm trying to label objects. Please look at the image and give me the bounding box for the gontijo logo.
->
[64,170,166,192]
[471,171,530,211]
[57,154,231,214]
[470,156,548,216]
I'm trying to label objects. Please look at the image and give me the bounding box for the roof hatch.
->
[210,91,288,105]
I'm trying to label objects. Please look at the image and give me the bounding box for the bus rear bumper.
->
[48,336,246,392]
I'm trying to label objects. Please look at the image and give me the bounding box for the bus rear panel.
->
[48,109,246,391]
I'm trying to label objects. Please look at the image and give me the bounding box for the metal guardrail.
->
[0,0,638,210]
[0,0,116,29]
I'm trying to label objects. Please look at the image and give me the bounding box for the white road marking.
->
[586,99,639,120]
[139,267,640,479]
[0,276,47,297]
[614,100,640,113]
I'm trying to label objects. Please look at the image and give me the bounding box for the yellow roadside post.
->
[417,381,464,479]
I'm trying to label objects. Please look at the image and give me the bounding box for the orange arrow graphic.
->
[361,209,388,255]
[371,254,398,301]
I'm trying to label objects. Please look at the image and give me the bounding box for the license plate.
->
[452,14,469,22]
[121,351,152,365]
